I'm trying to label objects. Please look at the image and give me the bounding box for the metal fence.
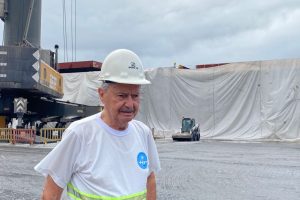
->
[0,128,36,145]
[40,128,65,144]
[12,129,36,145]
[0,128,14,143]
[0,128,66,145]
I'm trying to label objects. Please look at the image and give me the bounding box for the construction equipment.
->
[172,117,200,141]
[0,0,100,129]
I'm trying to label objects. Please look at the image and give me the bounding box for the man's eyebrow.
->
[114,92,140,95]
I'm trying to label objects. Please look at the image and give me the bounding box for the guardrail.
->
[40,128,65,144]
[0,128,36,145]
[0,128,66,145]
[12,129,36,145]
[0,128,14,143]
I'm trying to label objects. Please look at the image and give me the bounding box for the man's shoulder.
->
[130,120,151,133]
[67,113,100,130]
[62,113,100,139]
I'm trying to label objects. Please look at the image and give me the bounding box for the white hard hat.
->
[99,49,151,84]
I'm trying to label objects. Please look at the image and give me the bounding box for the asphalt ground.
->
[0,139,299,200]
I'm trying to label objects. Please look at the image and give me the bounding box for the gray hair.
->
[100,81,111,91]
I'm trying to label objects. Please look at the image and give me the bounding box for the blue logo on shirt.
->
[137,152,148,169]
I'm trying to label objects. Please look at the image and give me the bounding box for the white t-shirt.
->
[34,113,161,199]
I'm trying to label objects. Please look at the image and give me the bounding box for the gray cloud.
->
[1,0,300,68]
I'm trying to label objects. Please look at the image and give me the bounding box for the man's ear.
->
[98,88,105,100]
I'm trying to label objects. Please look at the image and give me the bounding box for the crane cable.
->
[71,0,77,61]
[71,0,73,61]
[62,0,77,62]
[75,0,77,61]
[62,0,67,61]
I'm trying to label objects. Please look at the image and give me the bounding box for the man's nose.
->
[124,95,134,107]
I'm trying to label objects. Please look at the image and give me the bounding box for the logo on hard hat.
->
[128,62,139,70]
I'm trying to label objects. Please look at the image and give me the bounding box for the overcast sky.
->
[1,0,300,68]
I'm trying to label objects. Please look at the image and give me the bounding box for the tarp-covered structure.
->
[61,59,300,141]
[60,72,103,106]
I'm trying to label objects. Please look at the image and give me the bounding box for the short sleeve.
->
[147,132,161,175]
[34,129,82,188]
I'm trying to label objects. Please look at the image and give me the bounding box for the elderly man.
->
[35,49,161,200]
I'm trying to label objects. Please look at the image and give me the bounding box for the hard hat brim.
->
[99,78,151,85]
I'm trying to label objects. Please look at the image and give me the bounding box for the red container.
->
[58,61,102,73]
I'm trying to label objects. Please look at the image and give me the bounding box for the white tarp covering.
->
[60,72,103,106]
[61,59,300,141]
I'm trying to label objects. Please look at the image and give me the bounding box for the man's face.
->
[98,83,141,130]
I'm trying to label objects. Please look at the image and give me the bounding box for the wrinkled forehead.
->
[109,83,141,93]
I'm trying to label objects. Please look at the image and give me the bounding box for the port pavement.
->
[0,139,299,200]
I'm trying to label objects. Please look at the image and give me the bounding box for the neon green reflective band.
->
[67,183,147,200]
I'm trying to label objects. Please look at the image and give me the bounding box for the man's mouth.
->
[120,108,134,114]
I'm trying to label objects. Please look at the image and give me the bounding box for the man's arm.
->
[146,172,157,200]
[41,175,63,200]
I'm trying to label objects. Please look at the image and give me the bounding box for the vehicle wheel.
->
[192,134,196,141]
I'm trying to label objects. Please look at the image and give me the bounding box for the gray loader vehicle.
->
[172,117,200,141]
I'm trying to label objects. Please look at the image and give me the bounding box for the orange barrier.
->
[0,128,14,143]
[13,129,36,145]
[41,128,65,144]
